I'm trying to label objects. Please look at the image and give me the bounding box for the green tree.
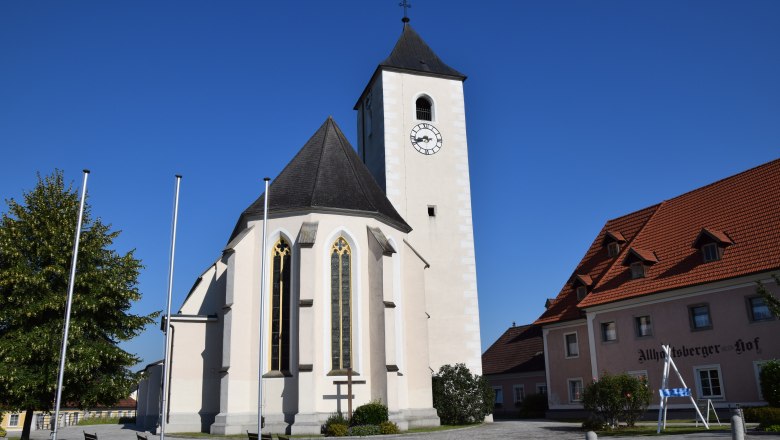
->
[432,363,493,425]
[760,360,780,407]
[0,171,157,440]
[756,274,780,318]
[583,373,651,429]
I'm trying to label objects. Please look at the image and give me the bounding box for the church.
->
[135,18,483,435]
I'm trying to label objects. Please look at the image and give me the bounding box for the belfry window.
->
[416,97,432,121]
[270,238,291,373]
[331,237,352,371]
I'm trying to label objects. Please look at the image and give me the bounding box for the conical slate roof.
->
[230,118,411,241]
[380,23,466,80]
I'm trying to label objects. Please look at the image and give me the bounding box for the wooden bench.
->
[137,434,148,440]
[83,432,98,440]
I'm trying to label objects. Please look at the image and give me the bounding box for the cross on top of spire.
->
[399,0,411,23]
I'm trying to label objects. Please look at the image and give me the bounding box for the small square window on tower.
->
[427,205,436,217]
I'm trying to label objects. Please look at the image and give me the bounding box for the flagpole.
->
[159,175,182,440]
[257,177,270,436]
[52,169,90,440]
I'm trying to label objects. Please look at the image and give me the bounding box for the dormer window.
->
[572,274,592,300]
[693,228,733,263]
[623,247,658,279]
[604,230,626,258]
[630,262,645,279]
[416,96,432,121]
[702,243,720,262]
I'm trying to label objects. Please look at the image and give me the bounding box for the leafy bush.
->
[351,400,388,426]
[348,424,381,436]
[0,426,6,438]
[323,413,350,436]
[764,424,780,432]
[379,421,399,434]
[744,406,780,430]
[327,423,349,437]
[582,372,651,428]
[432,363,493,425]
[518,393,549,418]
[760,360,780,407]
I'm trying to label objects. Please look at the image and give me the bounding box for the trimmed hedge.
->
[744,406,780,430]
[348,425,381,436]
[351,401,388,426]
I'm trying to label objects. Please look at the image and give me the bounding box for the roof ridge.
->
[309,118,330,207]
[588,202,665,294]
[332,120,376,212]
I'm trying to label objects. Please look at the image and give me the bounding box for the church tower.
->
[355,21,482,374]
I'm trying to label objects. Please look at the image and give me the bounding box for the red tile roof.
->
[535,158,780,324]
[482,324,544,376]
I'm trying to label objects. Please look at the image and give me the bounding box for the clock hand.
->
[415,136,432,143]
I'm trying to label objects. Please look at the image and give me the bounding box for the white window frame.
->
[689,304,713,330]
[9,413,20,426]
[755,360,770,401]
[747,296,773,322]
[536,383,548,395]
[635,315,653,337]
[601,321,617,342]
[564,331,579,358]
[493,386,504,406]
[568,378,584,403]
[694,364,725,400]
[513,384,525,404]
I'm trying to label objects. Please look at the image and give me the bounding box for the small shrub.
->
[763,424,780,432]
[348,424,381,436]
[518,393,548,418]
[327,423,349,437]
[0,426,7,438]
[744,406,780,431]
[379,421,399,434]
[351,400,388,426]
[744,406,780,425]
[432,363,493,425]
[583,372,651,428]
[760,360,780,407]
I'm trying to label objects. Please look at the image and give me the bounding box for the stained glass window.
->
[270,238,291,372]
[331,237,352,370]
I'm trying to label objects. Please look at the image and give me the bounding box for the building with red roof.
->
[481,324,546,418]
[534,158,780,414]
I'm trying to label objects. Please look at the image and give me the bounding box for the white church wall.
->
[179,260,228,316]
[212,225,262,434]
[380,69,482,375]
[165,318,221,432]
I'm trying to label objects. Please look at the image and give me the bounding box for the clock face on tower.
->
[410,123,442,155]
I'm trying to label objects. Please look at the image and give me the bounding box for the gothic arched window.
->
[416,97,432,121]
[330,237,352,371]
[270,238,291,372]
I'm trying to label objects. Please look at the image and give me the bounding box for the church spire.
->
[399,0,411,23]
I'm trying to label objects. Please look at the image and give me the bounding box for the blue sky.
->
[1,1,778,370]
